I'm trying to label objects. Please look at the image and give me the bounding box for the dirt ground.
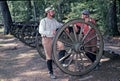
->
[0,34,120,81]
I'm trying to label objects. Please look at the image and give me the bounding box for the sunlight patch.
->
[20,70,47,76]
[100,58,110,62]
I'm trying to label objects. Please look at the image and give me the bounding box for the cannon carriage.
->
[10,21,39,48]
[10,18,104,76]
[35,18,104,76]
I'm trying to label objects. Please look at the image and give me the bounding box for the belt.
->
[41,35,53,39]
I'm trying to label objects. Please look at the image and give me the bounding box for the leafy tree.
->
[2,0,120,36]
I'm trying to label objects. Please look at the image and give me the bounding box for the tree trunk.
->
[117,0,120,32]
[26,0,32,21]
[108,0,119,36]
[57,0,63,22]
[32,1,37,21]
[0,1,12,34]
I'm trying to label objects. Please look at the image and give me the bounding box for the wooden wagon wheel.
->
[14,24,23,40]
[20,24,37,48]
[11,22,24,40]
[52,18,104,76]
[35,31,46,60]
[10,22,19,36]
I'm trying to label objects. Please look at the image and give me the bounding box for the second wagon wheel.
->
[21,23,37,48]
[35,31,46,60]
[52,18,104,76]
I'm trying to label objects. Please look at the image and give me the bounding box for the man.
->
[39,6,62,79]
[75,10,97,63]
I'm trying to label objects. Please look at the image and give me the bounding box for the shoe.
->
[49,74,56,79]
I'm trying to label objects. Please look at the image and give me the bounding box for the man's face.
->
[81,14,89,19]
[48,10,55,17]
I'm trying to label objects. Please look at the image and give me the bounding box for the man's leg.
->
[57,41,66,64]
[58,50,66,64]
[86,52,96,62]
[42,38,56,79]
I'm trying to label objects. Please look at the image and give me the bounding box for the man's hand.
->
[53,30,56,35]
[65,28,69,33]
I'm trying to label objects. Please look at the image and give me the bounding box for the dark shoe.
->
[49,74,56,79]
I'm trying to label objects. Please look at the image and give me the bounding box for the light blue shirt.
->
[39,17,63,37]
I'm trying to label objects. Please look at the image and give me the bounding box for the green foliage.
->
[6,0,120,36]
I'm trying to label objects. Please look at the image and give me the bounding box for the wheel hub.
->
[73,42,84,53]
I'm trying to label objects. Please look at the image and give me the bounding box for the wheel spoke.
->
[84,44,99,48]
[59,52,71,62]
[74,53,80,71]
[81,27,92,42]
[58,38,73,47]
[85,50,97,55]
[64,30,74,43]
[78,25,84,41]
[67,53,74,67]
[79,52,86,70]
[73,25,78,42]
[83,35,97,45]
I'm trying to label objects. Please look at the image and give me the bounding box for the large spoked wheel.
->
[21,25,36,48]
[35,32,46,60]
[52,18,104,76]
